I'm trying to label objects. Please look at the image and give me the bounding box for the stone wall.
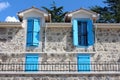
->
[0,27,45,53]
[45,27,120,62]
[0,75,119,80]
[26,27,45,52]
[0,27,120,62]
[0,28,25,52]
[93,28,120,62]
[45,27,94,52]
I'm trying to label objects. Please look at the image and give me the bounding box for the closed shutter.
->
[77,54,90,72]
[25,54,39,71]
[73,19,78,46]
[33,19,40,46]
[87,20,94,46]
[26,18,40,47]
[27,19,34,46]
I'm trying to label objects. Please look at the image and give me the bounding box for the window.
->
[78,21,88,46]
[25,54,39,71]
[73,19,94,47]
[77,54,90,72]
[26,18,40,47]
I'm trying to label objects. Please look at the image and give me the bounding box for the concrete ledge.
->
[94,23,120,28]
[46,23,71,27]
[45,23,120,28]
[0,22,22,28]
[0,72,120,75]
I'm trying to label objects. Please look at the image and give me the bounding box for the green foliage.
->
[90,0,120,23]
[42,2,67,22]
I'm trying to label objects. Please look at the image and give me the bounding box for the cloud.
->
[0,2,10,12]
[5,16,19,22]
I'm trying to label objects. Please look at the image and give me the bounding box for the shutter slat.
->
[73,19,78,46]
[25,54,39,71]
[33,19,40,46]
[87,20,94,46]
[27,19,34,47]
[77,54,90,72]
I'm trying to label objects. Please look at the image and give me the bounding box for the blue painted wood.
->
[27,19,34,46]
[33,19,40,46]
[73,18,94,47]
[27,32,33,46]
[73,19,78,46]
[27,19,34,32]
[26,18,40,47]
[77,54,90,72]
[25,54,39,71]
[87,20,94,46]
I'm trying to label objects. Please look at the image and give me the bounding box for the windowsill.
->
[75,45,94,48]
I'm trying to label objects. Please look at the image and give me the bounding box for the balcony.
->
[0,62,120,74]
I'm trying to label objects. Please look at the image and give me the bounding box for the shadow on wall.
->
[0,28,20,42]
[0,27,24,52]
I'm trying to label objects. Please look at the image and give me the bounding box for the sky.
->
[0,0,106,22]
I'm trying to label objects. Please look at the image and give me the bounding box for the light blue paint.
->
[26,18,40,47]
[87,19,94,46]
[77,54,90,72]
[25,54,39,71]
[32,19,40,46]
[72,18,94,47]
[73,19,78,46]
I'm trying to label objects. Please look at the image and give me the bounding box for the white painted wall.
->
[22,10,45,28]
[71,11,94,21]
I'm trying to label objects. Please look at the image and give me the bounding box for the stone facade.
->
[0,75,119,80]
[0,7,120,79]
[0,28,25,52]
[0,25,120,79]
[94,28,120,62]
[45,27,94,52]
[0,26,120,62]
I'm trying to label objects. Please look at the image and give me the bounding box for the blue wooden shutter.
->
[73,19,78,46]
[87,20,94,46]
[27,19,34,46]
[77,54,90,72]
[25,54,39,71]
[33,19,40,46]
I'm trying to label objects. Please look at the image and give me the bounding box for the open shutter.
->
[27,19,34,46]
[73,19,78,46]
[77,54,90,72]
[87,20,94,46]
[33,19,40,46]
[25,54,39,71]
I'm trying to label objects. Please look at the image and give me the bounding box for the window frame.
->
[26,17,41,47]
[72,18,94,48]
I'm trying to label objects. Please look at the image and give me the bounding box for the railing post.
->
[69,61,70,72]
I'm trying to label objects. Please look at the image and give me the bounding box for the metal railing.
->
[0,62,119,72]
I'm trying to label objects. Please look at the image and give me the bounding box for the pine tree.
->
[42,2,67,22]
[90,0,120,23]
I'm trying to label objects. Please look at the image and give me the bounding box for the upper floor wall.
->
[0,7,120,54]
